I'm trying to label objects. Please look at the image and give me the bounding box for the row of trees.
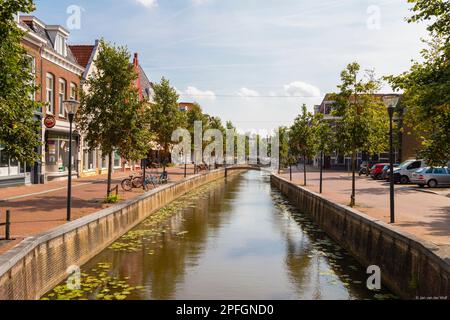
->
[282,0,449,207]
[79,41,229,197]
[280,63,389,207]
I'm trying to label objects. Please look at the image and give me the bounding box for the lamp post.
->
[383,96,399,224]
[63,100,80,222]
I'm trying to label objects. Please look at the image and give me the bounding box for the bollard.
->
[0,210,11,241]
[5,210,10,241]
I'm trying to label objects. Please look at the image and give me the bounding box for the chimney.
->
[133,53,142,100]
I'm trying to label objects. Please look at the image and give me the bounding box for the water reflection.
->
[46,171,395,300]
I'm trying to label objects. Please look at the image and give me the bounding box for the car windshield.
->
[399,160,414,169]
[415,168,427,174]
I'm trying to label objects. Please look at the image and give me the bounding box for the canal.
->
[44,171,395,300]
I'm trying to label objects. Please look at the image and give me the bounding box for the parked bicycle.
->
[121,171,169,192]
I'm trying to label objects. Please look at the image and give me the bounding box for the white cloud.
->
[237,87,260,98]
[192,0,210,5]
[283,81,321,98]
[135,0,158,9]
[184,86,216,100]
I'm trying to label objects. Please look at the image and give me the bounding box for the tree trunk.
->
[303,154,307,186]
[350,150,356,207]
[163,145,168,174]
[320,151,323,194]
[107,151,113,198]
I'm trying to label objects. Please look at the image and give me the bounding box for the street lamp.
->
[63,99,80,222]
[383,95,400,224]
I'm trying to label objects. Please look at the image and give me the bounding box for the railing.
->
[109,185,119,197]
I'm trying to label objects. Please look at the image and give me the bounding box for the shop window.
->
[46,134,78,174]
[83,148,96,171]
[114,151,121,168]
[0,147,26,177]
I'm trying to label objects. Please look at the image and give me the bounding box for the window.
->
[55,35,67,56]
[59,79,67,117]
[70,83,77,100]
[46,74,54,114]
[46,134,78,173]
[433,168,445,174]
[25,55,36,101]
[407,161,421,170]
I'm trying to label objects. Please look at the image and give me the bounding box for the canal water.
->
[44,171,395,300]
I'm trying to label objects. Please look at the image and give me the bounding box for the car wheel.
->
[427,180,438,188]
[400,176,410,184]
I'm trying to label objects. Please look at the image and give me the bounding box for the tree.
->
[314,113,335,192]
[147,77,186,172]
[277,126,290,174]
[0,0,41,165]
[290,104,317,186]
[387,0,450,166]
[332,63,388,207]
[78,40,151,197]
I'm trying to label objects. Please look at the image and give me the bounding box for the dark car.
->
[382,164,400,181]
[370,163,389,180]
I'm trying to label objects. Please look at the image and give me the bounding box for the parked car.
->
[370,163,389,180]
[381,164,400,181]
[393,159,427,184]
[411,167,450,188]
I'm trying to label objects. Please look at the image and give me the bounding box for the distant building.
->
[0,16,85,187]
[179,102,196,112]
[313,93,422,170]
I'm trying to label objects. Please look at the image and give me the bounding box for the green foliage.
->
[332,64,388,157]
[290,104,317,161]
[147,77,186,166]
[407,0,450,43]
[277,126,290,168]
[314,113,335,155]
[105,194,120,204]
[0,0,41,164]
[78,40,151,163]
[387,1,450,166]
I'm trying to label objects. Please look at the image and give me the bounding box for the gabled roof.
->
[69,45,95,68]
[19,15,81,67]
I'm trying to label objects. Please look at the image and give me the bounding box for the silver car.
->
[411,167,450,188]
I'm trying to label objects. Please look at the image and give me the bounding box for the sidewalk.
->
[0,166,196,254]
[279,169,450,247]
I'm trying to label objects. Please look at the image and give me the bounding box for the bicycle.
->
[121,172,146,191]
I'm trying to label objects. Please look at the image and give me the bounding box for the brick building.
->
[0,16,84,187]
[70,44,154,177]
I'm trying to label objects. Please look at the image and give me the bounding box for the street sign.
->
[44,115,56,129]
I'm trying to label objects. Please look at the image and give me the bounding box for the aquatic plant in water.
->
[42,262,144,300]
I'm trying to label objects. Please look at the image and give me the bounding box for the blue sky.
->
[32,0,428,130]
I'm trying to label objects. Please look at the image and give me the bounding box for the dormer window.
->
[55,34,67,56]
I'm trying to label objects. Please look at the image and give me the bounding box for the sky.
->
[32,0,428,131]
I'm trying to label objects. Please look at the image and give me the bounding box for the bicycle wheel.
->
[132,177,143,188]
[121,179,133,192]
